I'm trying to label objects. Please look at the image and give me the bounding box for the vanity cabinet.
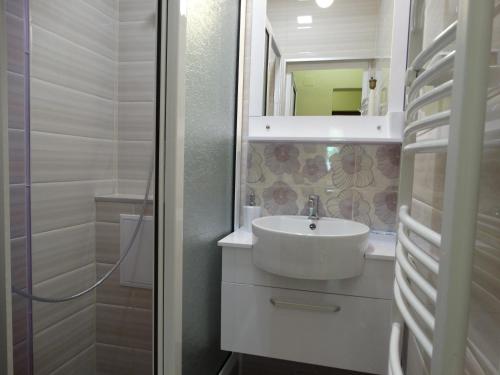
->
[219,230,396,374]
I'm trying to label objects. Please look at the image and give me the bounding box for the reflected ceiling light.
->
[297,15,313,24]
[297,26,312,30]
[315,0,334,8]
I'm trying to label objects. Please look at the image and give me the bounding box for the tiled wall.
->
[246,142,401,232]
[116,0,156,195]
[26,1,157,374]
[4,0,30,373]
[4,0,157,374]
[95,200,153,375]
[28,1,118,373]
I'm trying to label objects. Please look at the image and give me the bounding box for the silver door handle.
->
[270,298,341,313]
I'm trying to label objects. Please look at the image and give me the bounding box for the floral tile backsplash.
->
[246,142,401,232]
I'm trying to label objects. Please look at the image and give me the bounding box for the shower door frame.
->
[0,0,187,373]
[0,0,13,373]
[156,0,186,374]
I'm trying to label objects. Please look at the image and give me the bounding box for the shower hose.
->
[12,152,155,303]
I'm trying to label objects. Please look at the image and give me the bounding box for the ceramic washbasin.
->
[252,215,369,280]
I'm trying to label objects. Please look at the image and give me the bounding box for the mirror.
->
[256,0,394,117]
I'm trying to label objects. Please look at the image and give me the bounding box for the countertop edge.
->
[218,229,396,261]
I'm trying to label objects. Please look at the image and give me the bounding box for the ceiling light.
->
[315,0,334,8]
[297,15,312,24]
[297,26,312,30]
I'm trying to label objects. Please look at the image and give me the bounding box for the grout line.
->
[30,178,114,186]
[46,343,96,375]
[30,128,115,142]
[31,76,114,103]
[30,23,115,63]
[96,302,152,313]
[32,262,96,290]
[96,341,152,353]
[30,74,114,102]
[5,10,23,22]
[80,0,116,20]
[32,220,95,237]
[6,70,24,78]
[33,304,95,337]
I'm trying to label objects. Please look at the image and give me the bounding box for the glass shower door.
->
[4,1,159,374]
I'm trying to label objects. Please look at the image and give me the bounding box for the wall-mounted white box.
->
[119,214,154,289]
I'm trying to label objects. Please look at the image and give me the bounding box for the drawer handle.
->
[269,298,341,313]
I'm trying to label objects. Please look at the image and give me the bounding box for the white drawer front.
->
[222,246,394,299]
[221,282,391,374]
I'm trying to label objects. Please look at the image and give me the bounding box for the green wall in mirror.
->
[293,69,364,116]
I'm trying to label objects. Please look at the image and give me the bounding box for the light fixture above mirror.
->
[296,15,312,24]
[315,0,334,8]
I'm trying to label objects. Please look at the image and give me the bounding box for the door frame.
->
[0,1,14,373]
[156,0,186,374]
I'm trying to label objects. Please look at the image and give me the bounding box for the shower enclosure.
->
[0,0,186,374]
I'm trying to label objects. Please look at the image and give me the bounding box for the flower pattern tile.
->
[246,142,401,231]
[262,181,298,215]
[373,185,398,226]
[264,143,300,175]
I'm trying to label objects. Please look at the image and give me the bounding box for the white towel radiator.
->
[389,0,499,374]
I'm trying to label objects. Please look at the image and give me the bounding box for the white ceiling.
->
[267,0,391,60]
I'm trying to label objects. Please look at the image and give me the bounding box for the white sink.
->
[252,216,369,280]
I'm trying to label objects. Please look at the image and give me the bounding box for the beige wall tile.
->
[83,0,116,18]
[413,153,446,210]
[96,304,152,350]
[118,61,155,102]
[31,25,114,99]
[477,148,500,216]
[117,179,155,196]
[119,20,155,62]
[96,222,120,263]
[5,12,24,74]
[33,305,96,375]
[117,102,155,141]
[7,72,25,130]
[13,340,29,375]
[32,264,96,333]
[5,0,24,18]
[118,0,156,22]
[411,198,442,233]
[96,201,135,223]
[117,140,152,182]
[11,294,27,345]
[31,0,116,59]
[96,343,152,375]
[31,78,114,139]
[9,184,25,239]
[31,132,113,183]
[31,180,113,233]
[8,129,24,184]
[96,263,152,309]
[10,236,26,289]
[50,344,96,375]
[32,223,95,284]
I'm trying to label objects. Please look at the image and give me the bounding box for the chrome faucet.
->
[307,194,320,220]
